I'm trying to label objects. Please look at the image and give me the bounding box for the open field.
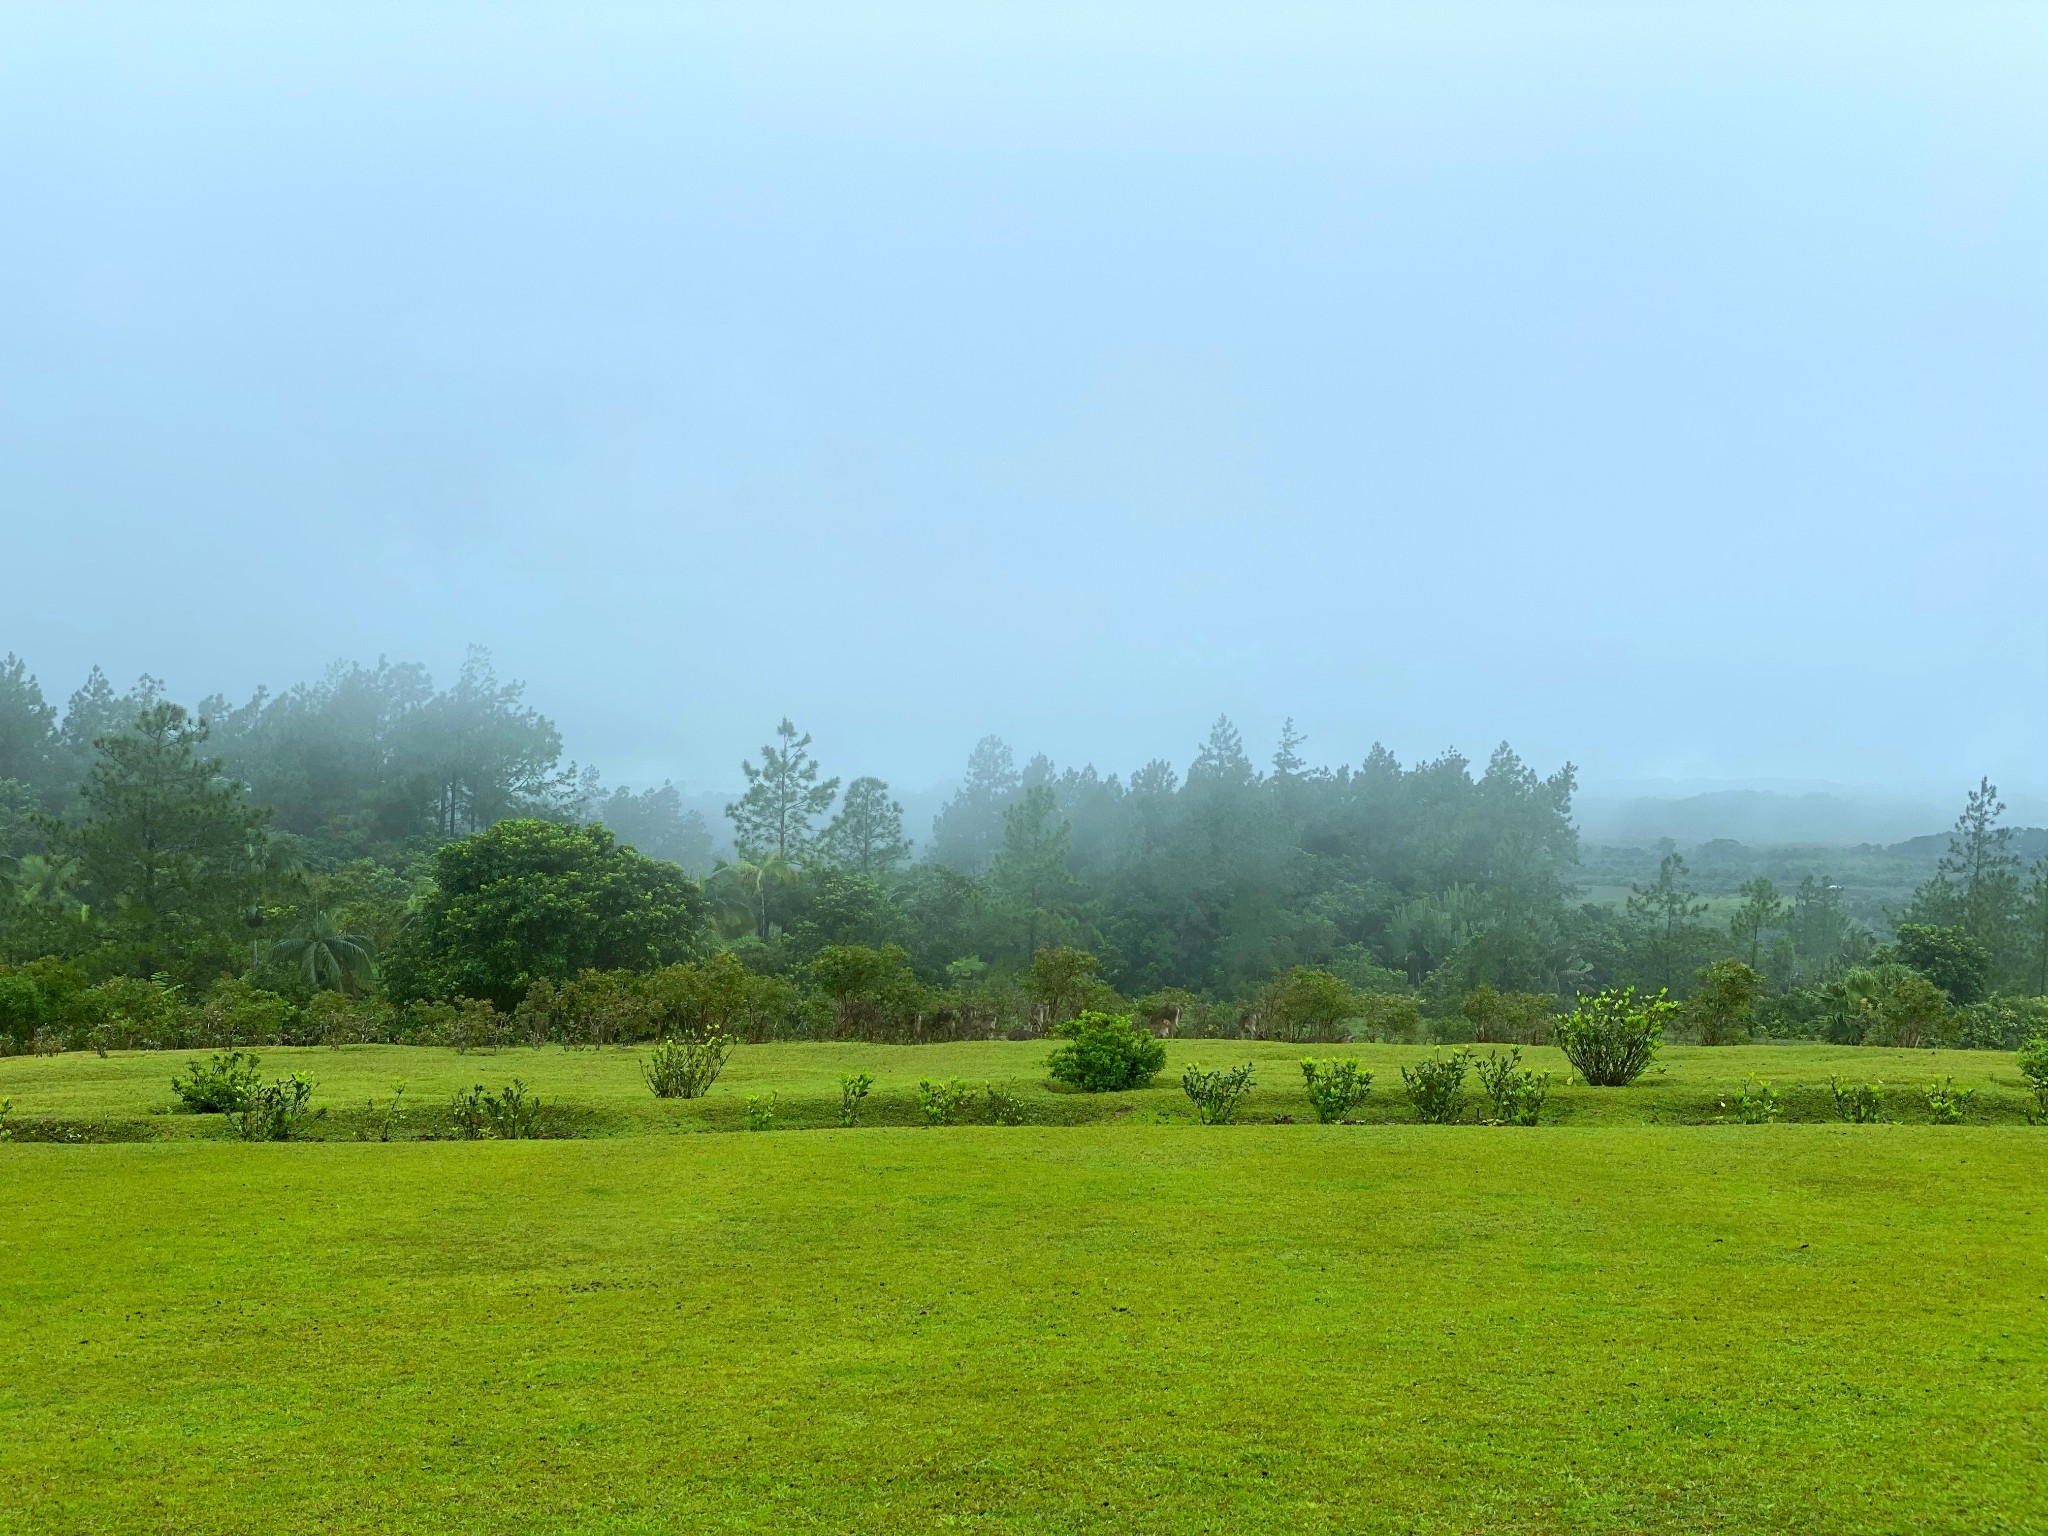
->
[3,1124,2046,1533]
[0,1041,2041,1136]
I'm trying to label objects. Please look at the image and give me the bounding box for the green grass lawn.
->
[3,1124,2045,1533]
[0,1039,2040,1135]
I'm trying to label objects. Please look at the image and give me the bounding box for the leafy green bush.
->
[1181,1062,1256,1124]
[1923,1076,1975,1125]
[356,1082,407,1142]
[0,1097,11,1141]
[917,1078,973,1126]
[2019,1036,2048,1116]
[1045,1011,1165,1093]
[1299,1058,1372,1123]
[1829,1076,1884,1124]
[839,1070,875,1126]
[448,1080,545,1138]
[744,1091,777,1131]
[1552,988,1674,1086]
[171,1050,263,1114]
[642,1030,733,1099]
[235,1073,316,1141]
[1473,1048,1550,1126]
[450,1084,489,1139]
[1402,1050,1470,1124]
[983,1083,1027,1125]
[486,1079,544,1138]
[1731,1076,1782,1124]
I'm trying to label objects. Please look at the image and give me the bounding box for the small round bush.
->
[1552,987,1674,1087]
[1045,1010,1165,1093]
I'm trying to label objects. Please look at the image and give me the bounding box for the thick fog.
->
[4,5,2043,811]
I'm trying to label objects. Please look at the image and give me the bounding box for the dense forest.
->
[3,649,2044,1053]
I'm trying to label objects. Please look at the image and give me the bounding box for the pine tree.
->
[822,776,912,876]
[726,719,840,863]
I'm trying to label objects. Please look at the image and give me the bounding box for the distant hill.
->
[1575,788,1955,848]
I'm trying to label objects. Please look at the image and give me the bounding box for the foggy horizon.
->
[6,6,2043,807]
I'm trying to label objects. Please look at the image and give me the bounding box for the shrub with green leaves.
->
[1473,1048,1550,1126]
[642,1030,733,1100]
[744,1091,777,1132]
[838,1070,875,1126]
[171,1050,263,1114]
[357,1082,407,1142]
[1181,1061,1256,1124]
[983,1083,1027,1126]
[1923,1076,1975,1125]
[1829,1076,1884,1124]
[234,1073,316,1141]
[917,1078,973,1126]
[1552,988,1674,1087]
[450,1083,490,1139]
[2018,1036,2048,1116]
[0,1097,11,1142]
[1045,1010,1166,1093]
[1299,1058,1372,1123]
[1731,1076,1782,1124]
[1402,1050,1470,1124]
[486,1079,544,1138]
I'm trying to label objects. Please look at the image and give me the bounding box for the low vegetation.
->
[1045,1011,1164,1093]
[1180,1061,1257,1124]
[1402,1050,1470,1124]
[1553,987,1674,1086]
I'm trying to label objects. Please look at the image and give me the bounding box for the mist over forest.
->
[5,646,2043,1055]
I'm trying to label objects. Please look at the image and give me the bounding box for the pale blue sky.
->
[3,4,2043,801]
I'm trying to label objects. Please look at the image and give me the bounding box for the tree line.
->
[2,650,2043,1053]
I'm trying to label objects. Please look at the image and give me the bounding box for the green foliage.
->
[1828,1076,1885,1124]
[0,1096,11,1140]
[982,1083,1027,1125]
[642,1030,733,1099]
[838,1070,875,1126]
[1553,988,1673,1086]
[1473,1047,1550,1126]
[1923,1076,1976,1125]
[385,819,708,1010]
[2019,1036,2048,1116]
[52,702,270,979]
[357,1081,407,1141]
[0,971,52,1052]
[1044,1010,1165,1093]
[1181,1061,1256,1125]
[1731,1076,1782,1124]
[235,1072,316,1140]
[1402,1050,1471,1124]
[727,719,840,868]
[808,943,925,1041]
[171,1049,262,1113]
[916,1077,973,1126]
[820,776,912,877]
[1299,1057,1372,1123]
[1025,945,1103,1032]
[448,1079,544,1139]
[1460,984,1555,1044]
[1259,968,1362,1043]
[1686,959,1763,1045]
[1860,968,1950,1049]
[449,1083,489,1139]
[744,1091,777,1132]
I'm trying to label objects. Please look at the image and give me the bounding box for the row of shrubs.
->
[164,1051,564,1142]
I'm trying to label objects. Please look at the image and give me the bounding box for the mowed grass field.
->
[1,1039,2042,1134]
[3,1045,2046,1533]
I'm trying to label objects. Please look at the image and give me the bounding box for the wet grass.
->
[2,1124,2043,1533]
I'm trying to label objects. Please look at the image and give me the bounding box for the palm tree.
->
[269,911,377,994]
[706,853,799,942]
